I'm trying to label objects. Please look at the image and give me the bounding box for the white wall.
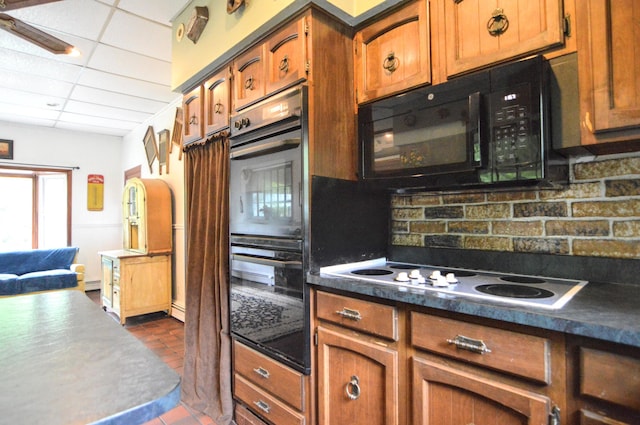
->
[121,97,186,321]
[0,121,123,285]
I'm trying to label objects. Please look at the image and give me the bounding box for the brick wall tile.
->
[573,239,640,258]
[466,204,511,219]
[448,221,489,234]
[487,191,537,202]
[493,220,544,236]
[539,182,601,200]
[574,156,640,180]
[410,194,441,206]
[442,193,485,205]
[392,234,423,247]
[514,238,570,254]
[410,221,447,234]
[424,206,464,219]
[572,200,640,217]
[464,236,512,251]
[424,234,463,248]
[613,220,640,237]
[513,202,568,217]
[605,179,640,197]
[545,220,610,236]
[392,220,409,233]
[391,195,411,207]
[392,208,424,220]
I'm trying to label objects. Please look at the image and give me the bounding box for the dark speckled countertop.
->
[308,271,640,348]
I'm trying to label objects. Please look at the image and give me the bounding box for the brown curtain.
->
[181,133,233,424]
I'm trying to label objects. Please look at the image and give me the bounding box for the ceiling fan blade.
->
[0,0,61,12]
[0,12,74,54]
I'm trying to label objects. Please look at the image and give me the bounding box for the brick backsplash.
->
[391,153,640,259]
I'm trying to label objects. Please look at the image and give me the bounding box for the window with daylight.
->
[0,167,71,251]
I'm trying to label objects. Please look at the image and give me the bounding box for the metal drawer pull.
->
[382,52,399,73]
[345,375,361,400]
[254,400,271,414]
[335,307,362,321]
[446,335,492,354]
[253,366,270,379]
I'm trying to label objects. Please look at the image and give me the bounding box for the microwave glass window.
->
[371,99,470,173]
[245,162,293,222]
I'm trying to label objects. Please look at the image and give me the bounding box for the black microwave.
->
[358,56,560,191]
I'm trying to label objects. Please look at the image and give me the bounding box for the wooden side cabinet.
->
[354,0,431,104]
[576,0,640,152]
[99,251,172,325]
[265,16,308,94]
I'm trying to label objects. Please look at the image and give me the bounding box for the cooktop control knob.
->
[446,272,458,284]
[395,272,410,282]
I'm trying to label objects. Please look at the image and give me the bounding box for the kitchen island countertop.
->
[0,290,180,425]
[308,270,640,348]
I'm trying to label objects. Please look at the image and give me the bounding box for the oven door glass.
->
[229,129,302,239]
[230,246,305,368]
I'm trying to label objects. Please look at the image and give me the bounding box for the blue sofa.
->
[0,247,85,296]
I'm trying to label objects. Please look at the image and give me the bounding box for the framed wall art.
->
[0,139,14,160]
[158,129,170,175]
[142,126,157,173]
[171,107,184,160]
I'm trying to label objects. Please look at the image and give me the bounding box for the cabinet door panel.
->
[578,0,640,133]
[233,45,265,110]
[445,0,564,76]
[412,356,551,425]
[204,68,230,136]
[183,85,203,144]
[266,17,307,94]
[355,0,430,103]
[317,326,398,425]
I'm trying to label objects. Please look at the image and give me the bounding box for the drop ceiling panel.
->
[0,0,191,137]
[77,69,179,103]
[88,43,171,85]
[70,85,168,113]
[101,10,172,61]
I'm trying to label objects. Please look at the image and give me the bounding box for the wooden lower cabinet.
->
[232,340,310,425]
[567,337,640,425]
[316,326,399,425]
[412,357,551,425]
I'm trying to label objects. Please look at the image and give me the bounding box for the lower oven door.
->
[230,245,308,372]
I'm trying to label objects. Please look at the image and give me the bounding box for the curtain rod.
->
[0,161,80,170]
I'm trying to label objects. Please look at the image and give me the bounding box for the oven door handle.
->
[230,139,300,160]
[231,254,302,269]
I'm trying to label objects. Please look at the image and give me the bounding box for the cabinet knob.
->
[446,334,492,354]
[345,375,361,400]
[214,100,223,114]
[487,8,509,36]
[244,76,255,91]
[253,366,270,379]
[278,55,289,74]
[383,52,399,73]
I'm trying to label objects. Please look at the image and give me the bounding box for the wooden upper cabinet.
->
[203,66,230,136]
[182,85,204,145]
[233,44,266,111]
[577,0,640,151]
[265,17,308,94]
[354,0,431,104]
[443,0,565,76]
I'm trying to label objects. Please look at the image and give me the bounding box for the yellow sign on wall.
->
[87,174,104,211]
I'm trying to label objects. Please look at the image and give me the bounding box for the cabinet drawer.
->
[580,347,640,410]
[233,340,304,410]
[316,291,398,341]
[411,312,550,383]
[234,374,305,425]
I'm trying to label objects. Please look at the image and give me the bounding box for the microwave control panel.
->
[488,83,542,181]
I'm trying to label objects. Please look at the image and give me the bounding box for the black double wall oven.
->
[228,86,310,374]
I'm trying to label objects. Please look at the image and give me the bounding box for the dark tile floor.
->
[85,290,217,425]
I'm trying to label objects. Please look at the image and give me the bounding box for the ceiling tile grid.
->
[0,0,189,136]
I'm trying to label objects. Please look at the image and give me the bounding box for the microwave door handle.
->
[231,254,302,269]
[230,139,300,160]
[468,92,482,167]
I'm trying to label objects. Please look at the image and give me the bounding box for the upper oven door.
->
[229,128,303,239]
